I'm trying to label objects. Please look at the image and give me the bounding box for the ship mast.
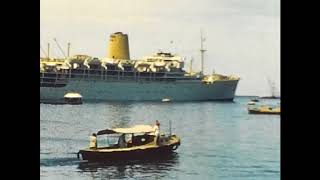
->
[200,30,206,76]
[67,42,71,57]
[47,43,50,58]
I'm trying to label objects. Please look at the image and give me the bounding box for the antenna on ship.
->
[267,77,277,98]
[189,57,194,74]
[67,42,71,57]
[47,43,50,58]
[212,68,215,75]
[53,38,67,58]
[40,44,48,58]
[200,29,206,76]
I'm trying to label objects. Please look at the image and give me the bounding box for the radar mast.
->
[200,30,206,76]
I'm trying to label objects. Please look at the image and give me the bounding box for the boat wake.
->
[40,156,81,167]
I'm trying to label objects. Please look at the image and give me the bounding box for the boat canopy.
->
[97,125,155,135]
[64,93,83,98]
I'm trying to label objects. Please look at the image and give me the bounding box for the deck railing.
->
[40,69,200,87]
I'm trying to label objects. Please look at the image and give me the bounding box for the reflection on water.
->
[106,103,133,128]
[77,153,179,179]
[40,153,179,179]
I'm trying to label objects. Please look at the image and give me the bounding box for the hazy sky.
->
[40,0,280,96]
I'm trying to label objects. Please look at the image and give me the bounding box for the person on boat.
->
[118,134,127,148]
[89,133,97,149]
[154,120,160,145]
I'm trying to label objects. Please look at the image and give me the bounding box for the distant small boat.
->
[248,105,280,115]
[247,101,256,105]
[64,92,83,105]
[162,98,171,102]
[40,93,83,105]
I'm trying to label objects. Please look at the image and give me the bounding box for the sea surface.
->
[40,97,280,180]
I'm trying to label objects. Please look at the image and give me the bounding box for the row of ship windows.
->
[95,87,200,94]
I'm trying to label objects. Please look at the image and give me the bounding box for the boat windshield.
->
[97,134,122,147]
[97,133,155,148]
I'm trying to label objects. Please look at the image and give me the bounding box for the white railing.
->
[40,69,200,86]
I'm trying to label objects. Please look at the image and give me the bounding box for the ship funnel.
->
[107,32,130,60]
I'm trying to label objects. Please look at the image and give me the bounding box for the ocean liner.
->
[40,32,240,102]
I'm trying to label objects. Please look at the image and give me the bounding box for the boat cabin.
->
[78,124,181,161]
[95,125,158,149]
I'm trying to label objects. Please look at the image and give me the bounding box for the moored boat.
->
[247,101,256,105]
[248,105,280,115]
[64,92,83,105]
[162,98,171,102]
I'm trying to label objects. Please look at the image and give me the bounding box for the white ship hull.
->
[40,79,239,102]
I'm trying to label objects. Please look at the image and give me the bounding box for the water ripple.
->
[40,97,280,179]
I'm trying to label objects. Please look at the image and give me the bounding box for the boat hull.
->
[40,79,239,102]
[78,142,180,162]
[248,109,280,115]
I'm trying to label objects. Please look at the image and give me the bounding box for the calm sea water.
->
[40,97,280,180]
